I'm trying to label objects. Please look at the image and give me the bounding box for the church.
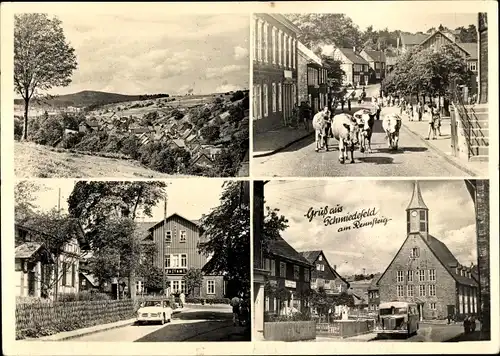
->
[377,181,479,321]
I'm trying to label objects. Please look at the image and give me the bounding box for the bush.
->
[57,291,111,302]
[172,109,184,120]
[31,115,64,146]
[184,297,230,305]
[265,311,313,322]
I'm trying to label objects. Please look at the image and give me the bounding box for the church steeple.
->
[406,181,429,237]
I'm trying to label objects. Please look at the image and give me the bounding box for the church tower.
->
[406,180,429,238]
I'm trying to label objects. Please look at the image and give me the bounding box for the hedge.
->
[184,297,230,305]
[16,299,140,340]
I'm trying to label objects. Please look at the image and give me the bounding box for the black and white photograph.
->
[252,12,489,178]
[253,180,491,342]
[13,8,250,178]
[14,179,250,342]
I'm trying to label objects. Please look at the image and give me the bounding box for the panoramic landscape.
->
[14,12,250,178]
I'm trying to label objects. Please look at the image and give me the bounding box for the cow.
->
[382,113,402,150]
[312,109,331,152]
[353,109,375,153]
[331,113,360,164]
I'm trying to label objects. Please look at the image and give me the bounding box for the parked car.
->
[136,299,173,325]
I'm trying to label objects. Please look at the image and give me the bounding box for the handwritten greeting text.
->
[304,205,392,232]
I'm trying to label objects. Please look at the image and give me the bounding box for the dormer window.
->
[318,255,322,261]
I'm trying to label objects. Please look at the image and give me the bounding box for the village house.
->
[323,46,370,87]
[359,49,386,83]
[367,273,381,312]
[396,32,429,53]
[347,279,372,311]
[299,250,349,295]
[169,139,187,150]
[377,181,479,321]
[297,42,329,114]
[141,213,226,298]
[263,236,312,315]
[253,13,299,133]
[79,120,99,133]
[15,224,81,299]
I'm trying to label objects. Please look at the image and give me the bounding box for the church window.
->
[410,247,420,258]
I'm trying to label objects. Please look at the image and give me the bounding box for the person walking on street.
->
[373,98,381,120]
[434,105,442,136]
[292,103,300,129]
[425,104,437,140]
[347,96,351,111]
[231,295,241,326]
[416,101,423,121]
[340,97,345,111]
[408,102,414,121]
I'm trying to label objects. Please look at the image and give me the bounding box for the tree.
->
[320,55,345,104]
[455,24,478,43]
[68,181,167,299]
[182,268,203,297]
[198,182,250,297]
[14,14,78,140]
[285,13,362,50]
[15,180,45,223]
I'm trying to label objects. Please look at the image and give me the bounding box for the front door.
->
[447,305,456,320]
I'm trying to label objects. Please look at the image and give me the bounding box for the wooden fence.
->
[16,299,139,338]
[316,319,376,338]
[264,321,316,341]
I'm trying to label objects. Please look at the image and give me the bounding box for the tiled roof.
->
[15,242,43,258]
[297,42,322,65]
[457,42,478,60]
[144,213,202,234]
[172,139,186,148]
[81,272,99,287]
[300,250,322,263]
[400,33,429,46]
[337,48,369,65]
[268,236,312,267]
[424,233,478,287]
[368,273,382,290]
[363,49,386,62]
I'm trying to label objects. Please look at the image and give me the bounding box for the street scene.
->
[252,13,489,177]
[13,7,250,178]
[14,180,250,341]
[253,180,490,342]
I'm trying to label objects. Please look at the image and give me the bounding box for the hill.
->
[14,142,190,178]
[14,90,170,108]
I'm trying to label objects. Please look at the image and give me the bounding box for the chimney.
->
[201,214,206,220]
[353,46,356,53]
[334,265,337,271]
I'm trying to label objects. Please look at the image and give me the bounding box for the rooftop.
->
[268,236,312,267]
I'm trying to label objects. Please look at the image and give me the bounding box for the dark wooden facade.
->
[478,13,488,104]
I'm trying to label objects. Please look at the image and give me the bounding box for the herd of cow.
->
[312,107,403,164]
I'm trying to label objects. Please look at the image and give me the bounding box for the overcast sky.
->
[347,12,477,33]
[31,12,249,96]
[264,180,477,277]
[27,180,227,222]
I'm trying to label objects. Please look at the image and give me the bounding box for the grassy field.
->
[14,142,192,178]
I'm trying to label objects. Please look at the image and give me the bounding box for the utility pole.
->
[163,194,168,297]
[57,188,61,214]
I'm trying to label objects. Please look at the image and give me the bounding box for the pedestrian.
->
[433,104,442,136]
[471,316,476,332]
[400,98,406,115]
[447,313,451,325]
[463,316,470,334]
[230,295,241,326]
[292,103,300,129]
[179,291,185,308]
[373,98,381,120]
[347,96,351,111]
[408,102,414,120]
[425,104,437,140]
[340,97,345,111]
[322,106,333,142]
[416,101,423,121]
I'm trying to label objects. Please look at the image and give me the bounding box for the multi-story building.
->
[142,213,225,298]
[359,49,386,83]
[297,42,329,114]
[263,236,312,315]
[15,224,81,299]
[253,14,299,133]
[323,46,370,87]
[299,250,349,295]
[367,274,381,312]
[377,181,479,321]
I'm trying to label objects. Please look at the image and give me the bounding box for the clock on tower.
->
[406,181,429,236]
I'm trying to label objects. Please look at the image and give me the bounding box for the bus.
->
[374,301,419,337]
